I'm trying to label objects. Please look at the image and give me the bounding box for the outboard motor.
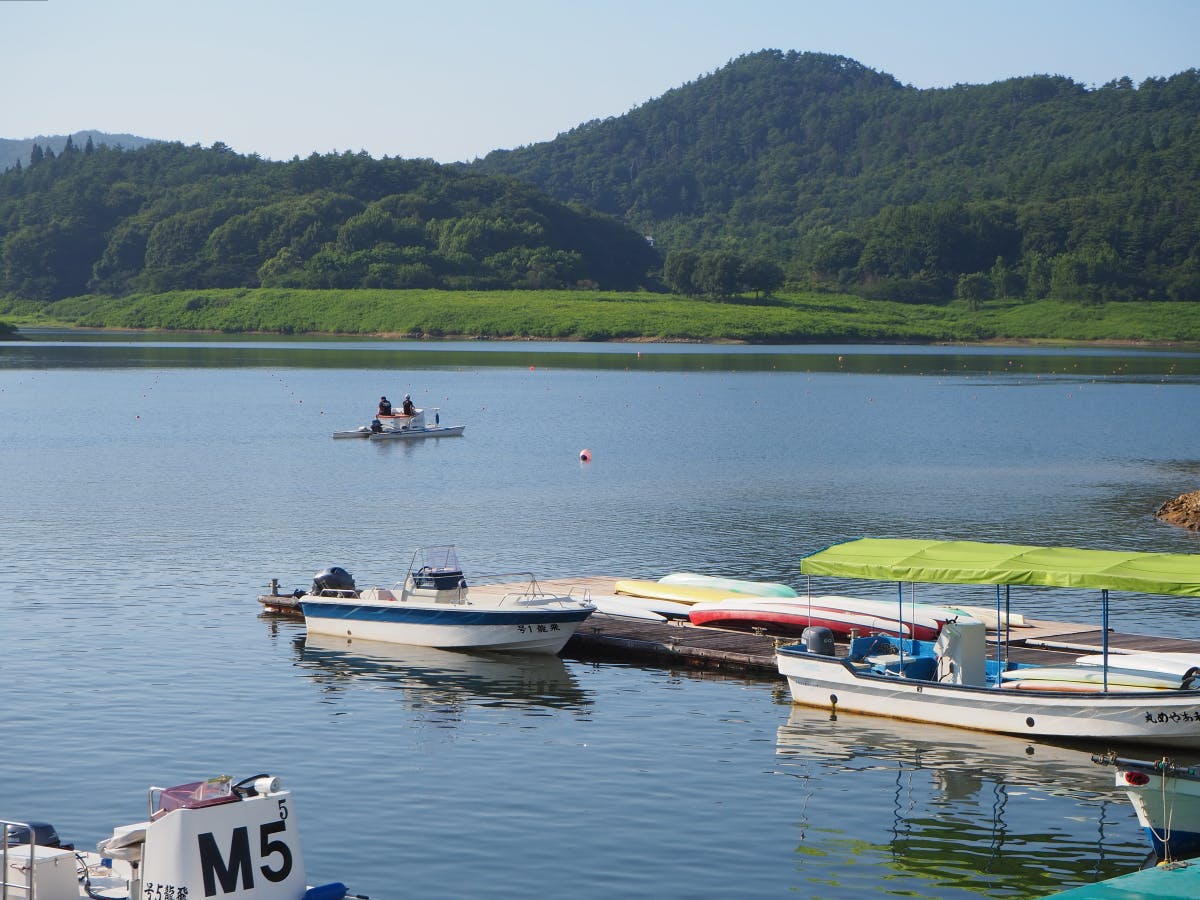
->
[3,821,63,848]
[312,566,356,595]
[801,626,835,656]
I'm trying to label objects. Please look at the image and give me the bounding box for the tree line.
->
[0,141,659,302]
[4,49,1199,309]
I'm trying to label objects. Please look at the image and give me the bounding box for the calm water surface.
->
[4,333,1200,898]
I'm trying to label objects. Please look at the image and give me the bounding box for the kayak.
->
[688,599,917,639]
[613,579,741,604]
[658,572,797,598]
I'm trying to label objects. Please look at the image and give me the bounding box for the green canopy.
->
[799,538,1200,597]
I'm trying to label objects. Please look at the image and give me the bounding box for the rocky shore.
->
[1156,490,1200,531]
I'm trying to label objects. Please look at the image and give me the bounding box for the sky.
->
[3,0,1197,164]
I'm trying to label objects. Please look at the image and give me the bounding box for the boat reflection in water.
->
[775,707,1150,897]
[293,633,592,720]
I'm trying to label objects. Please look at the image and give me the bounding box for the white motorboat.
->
[299,546,594,653]
[1,774,355,900]
[332,407,465,440]
[1093,752,1200,863]
[776,538,1200,748]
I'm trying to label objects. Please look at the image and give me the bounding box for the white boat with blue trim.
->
[299,546,594,654]
[776,539,1200,748]
[1,774,358,900]
[332,406,465,440]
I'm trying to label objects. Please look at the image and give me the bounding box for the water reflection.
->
[292,633,592,718]
[6,332,1200,379]
[775,707,1148,896]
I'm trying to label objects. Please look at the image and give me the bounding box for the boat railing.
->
[471,571,579,606]
[312,588,359,598]
[468,570,539,591]
[1093,752,1200,780]
[0,819,35,900]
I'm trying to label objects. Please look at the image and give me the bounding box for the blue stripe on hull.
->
[300,602,592,627]
[1147,825,1200,862]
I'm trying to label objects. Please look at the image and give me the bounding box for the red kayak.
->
[688,600,933,639]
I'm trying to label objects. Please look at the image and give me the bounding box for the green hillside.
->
[473,50,1200,303]
[0,141,659,303]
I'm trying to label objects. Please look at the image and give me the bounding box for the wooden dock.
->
[258,574,1200,677]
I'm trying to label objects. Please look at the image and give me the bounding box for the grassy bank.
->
[3,289,1200,344]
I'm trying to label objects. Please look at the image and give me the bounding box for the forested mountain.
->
[473,50,1200,302]
[0,141,658,300]
[0,131,156,173]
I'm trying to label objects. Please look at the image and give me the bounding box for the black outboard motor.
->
[4,821,64,848]
[312,566,356,595]
[801,626,835,656]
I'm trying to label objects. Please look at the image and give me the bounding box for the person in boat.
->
[402,394,416,416]
[370,419,383,433]
[378,396,392,416]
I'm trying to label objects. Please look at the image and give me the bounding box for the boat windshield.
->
[410,545,461,574]
[407,545,465,591]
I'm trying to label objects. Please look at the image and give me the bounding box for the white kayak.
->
[1075,652,1200,678]
[943,604,1028,629]
[589,594,669,622]
[999,665,1191,690]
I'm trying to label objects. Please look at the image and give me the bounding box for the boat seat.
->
[866,653,937,680]
[97,822,149,862]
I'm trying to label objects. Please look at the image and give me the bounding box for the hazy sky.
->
[4,0,1196,163]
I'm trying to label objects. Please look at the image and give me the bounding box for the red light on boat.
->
[1123,771,1151,786]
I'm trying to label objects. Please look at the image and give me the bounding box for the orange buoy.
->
[579,449,592,462]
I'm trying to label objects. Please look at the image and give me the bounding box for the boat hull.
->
[301,598,591,653]
[1116,765,1200,860]
[777,646,1200,747]
[369,425,466,440]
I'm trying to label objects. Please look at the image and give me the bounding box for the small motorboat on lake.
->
[1093,752,1200,862]
[1,773,354,900]
[776,538,1200,748]
[299,546,594,653]
[332,406,465,440]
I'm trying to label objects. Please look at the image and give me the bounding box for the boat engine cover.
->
[802,626,835,656]
[312,567,355,593]
[935,619,987,685]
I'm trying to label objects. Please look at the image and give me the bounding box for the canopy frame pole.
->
[995,585,1003,676]
[1004,585,1012,669]
[1102,588,1110,692]
[897,581,905,669]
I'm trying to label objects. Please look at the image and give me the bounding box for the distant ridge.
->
[0,131,158,172]
[472,49,1200,301]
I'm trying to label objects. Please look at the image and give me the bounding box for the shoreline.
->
[5,323,1200,350]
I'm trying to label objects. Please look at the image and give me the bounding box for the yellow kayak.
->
[613,579,740,605]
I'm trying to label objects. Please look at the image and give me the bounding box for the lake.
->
[4,332,1200,898]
